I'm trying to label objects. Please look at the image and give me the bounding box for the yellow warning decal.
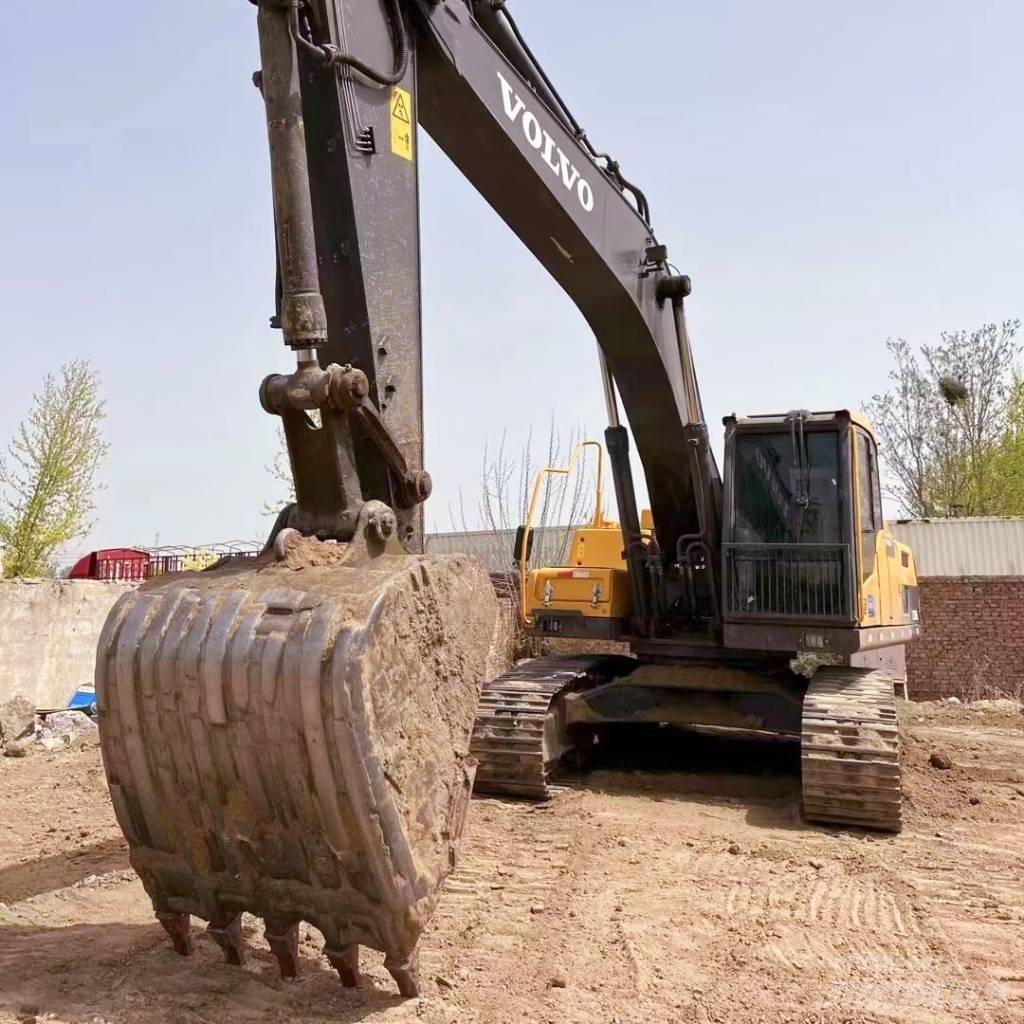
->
[390,86,413,162]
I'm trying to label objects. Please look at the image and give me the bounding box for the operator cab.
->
[721,410,920,654]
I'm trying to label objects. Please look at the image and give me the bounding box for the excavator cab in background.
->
[96,0,920,999]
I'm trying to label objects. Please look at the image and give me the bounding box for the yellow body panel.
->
[850,416,920,630]
[568,526,627,570]
[857,530,919,628]
[527,565,632,619]
[524,515,649,623]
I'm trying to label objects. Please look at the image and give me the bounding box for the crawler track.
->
[801,666,903,833]
[471,655,616,799]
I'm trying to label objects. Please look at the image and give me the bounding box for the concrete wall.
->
[906,577,1024,701]
[0,580,136,709]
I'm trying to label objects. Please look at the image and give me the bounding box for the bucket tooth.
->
[385,952,421,998]
[266,923,300,979]
[156,911,193,957]
[208,913,246,966]
[325,944,361,988]
[96,545,506,998]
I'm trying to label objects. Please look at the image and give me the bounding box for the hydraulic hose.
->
[287,0,410,86]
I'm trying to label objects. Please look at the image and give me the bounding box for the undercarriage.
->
[472,654,902,834]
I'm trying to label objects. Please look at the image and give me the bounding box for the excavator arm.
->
[260,0,723,632]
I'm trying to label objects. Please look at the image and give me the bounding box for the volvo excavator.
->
[96,0,921,998]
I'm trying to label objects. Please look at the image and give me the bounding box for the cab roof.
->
[724,409,877,436]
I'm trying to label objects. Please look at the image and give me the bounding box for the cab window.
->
[734,431,842,545]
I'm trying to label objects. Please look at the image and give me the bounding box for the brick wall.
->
[906,576,1024,701]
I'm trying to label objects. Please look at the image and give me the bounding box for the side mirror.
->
[513,526,535,564]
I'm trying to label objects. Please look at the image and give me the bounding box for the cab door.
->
[853,428,889,624]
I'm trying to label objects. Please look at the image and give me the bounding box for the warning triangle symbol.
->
[392,93,412,125]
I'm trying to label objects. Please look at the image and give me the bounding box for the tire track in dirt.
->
[542,795,942,1018]
[581,781,969,1018]
[721,869,923,936]
[898,709,1024,1016]
[430,795,644,1023]
[3,707,1024,1024]
[901,831,1024,1012]
[436,801,578,925]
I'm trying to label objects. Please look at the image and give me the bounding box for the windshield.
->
[733,430,843,545]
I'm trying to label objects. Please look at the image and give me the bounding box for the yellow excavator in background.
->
[95,0,919,999]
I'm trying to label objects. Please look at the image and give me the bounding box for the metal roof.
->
[431,518,1024,579]
[887,517,1024,577]
[425,526,570,572]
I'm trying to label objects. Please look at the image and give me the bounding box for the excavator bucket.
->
[95,536,505,996]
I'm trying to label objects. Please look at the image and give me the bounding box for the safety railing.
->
[94,548,259,583]
[94,555,150,583]
[724,542,851,620]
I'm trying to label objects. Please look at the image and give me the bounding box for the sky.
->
[1,1,1022,558]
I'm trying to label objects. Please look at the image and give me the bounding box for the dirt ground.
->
[1,701,1022,1024]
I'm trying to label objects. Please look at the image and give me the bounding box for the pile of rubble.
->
[0,697,98,757]
[938,695,1023,712]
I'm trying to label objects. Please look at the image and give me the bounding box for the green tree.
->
[865,321,1021,517]
[0,361,109,577]
[990,377,1024,514]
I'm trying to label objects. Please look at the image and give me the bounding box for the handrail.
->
[724,542,852,620]
[519,440,606,624]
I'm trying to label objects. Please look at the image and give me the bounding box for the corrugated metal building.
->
[886,518,1024,700]
[425,526,570,572]
[425,528,515,560]
[432,518,1024,578]
[887,517,1024,577]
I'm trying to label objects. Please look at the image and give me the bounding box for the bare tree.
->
[865,321,1020,517]
[447,423,598,572]
[0,361,109,578]
[263,425,297,516]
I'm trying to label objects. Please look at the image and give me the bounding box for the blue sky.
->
[2,1,1021,554]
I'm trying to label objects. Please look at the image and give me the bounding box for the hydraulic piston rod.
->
[257,1,328,352]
